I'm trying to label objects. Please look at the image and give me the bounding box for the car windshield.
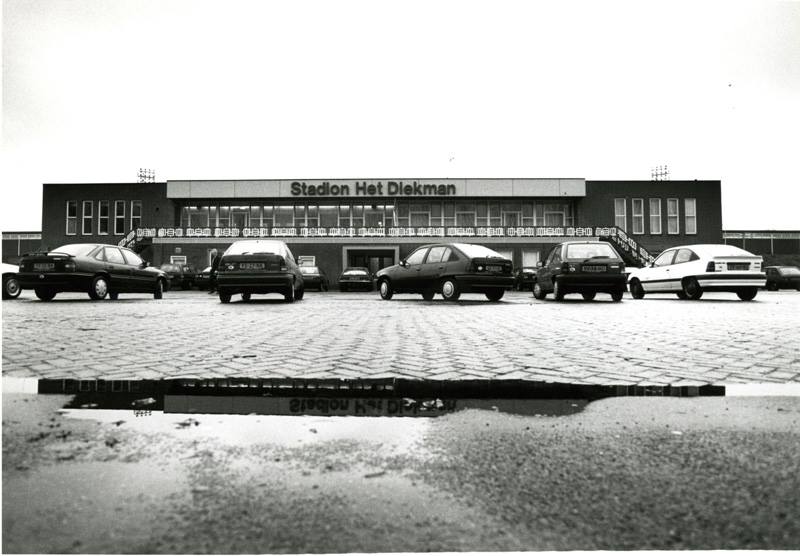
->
[565,243,618,260]
[452,243,505,259]
[201,266,212,273]
[51,244,96,257]
[343,270,368,276]
[223,240,286,257]
[778,267,800,276]
[299,267,319,274]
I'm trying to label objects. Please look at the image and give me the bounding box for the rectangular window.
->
[130,201,142,230]
[339,204,351,226]
[632,199,644,235]
[66,201,77,235]
[81,201,93,235]
[649,199,662,235]
[98,201,109,235]
[274,206,293,227]
[114,201,126,235]
[667,198,679,234]
[614,198,626,231]
[319,205,337,227]
[685,198,697,234]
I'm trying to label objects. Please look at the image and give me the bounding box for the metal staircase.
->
[117,229,151,254]
[600,226,655,268]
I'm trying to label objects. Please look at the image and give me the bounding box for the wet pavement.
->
[3,289,800,385]
[3,391,800,552]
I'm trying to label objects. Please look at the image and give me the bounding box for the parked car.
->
[194,266,214,290]
[215,239,304,303]
[2,262,21,300]
[764,266,800,291]
[533,241,626,301]
[300,266,329,291]
[627,244,766,301]
[338,267,374,292]
[376,243,513,301]
[17,243,167,301]
[181,265,197,288]
[159,263,195,290]
[513,267,538,291]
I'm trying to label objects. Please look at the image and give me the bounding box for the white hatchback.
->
[627,244,766,301]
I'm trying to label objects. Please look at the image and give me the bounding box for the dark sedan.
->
[376,243,513,301]
[300,266,329,291]
[216,239,304,303]
[533,241,626,301]
[17,243,167,301]
[513,267,538,291]
[338,267,373,292]
[159,263,195,290]
[194,266,214,290]
[765,266,800,291]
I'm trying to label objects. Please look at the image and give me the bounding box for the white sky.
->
[2,0,799,231]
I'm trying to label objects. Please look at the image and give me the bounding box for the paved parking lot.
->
[2,289,799,385]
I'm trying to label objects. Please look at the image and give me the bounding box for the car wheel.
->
[682,277,703,300]
[441,278,461,301]
[89,276,109,300]
[486,290,504,302]
[284,283,295,303]
[736,288,758,301]
[532,281,547,300]
[3,275,21,299]
[553,278,564,301]
[676,291,688,300]
[109,292,119,300]
[219,291,231,303]
[241,293,251,301]
[378,279,394,300]
[295,284,304,301]
[422,290,435,301]
[611,290,624,302]
[582,291,596,301]
[629,280,645,300]
[35,288,56,301]
[154,279,164,299]
[766,282,777,291]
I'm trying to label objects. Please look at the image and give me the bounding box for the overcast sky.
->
[2,0,799,231]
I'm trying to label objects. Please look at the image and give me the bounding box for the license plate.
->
[239,263,265,270]
[727,263,749,271]
[33,263,55,271]
[583,265,607,272]
[486,265,504,272]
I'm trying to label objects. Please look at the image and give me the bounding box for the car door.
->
[668,248,696,291]
[121,248,151,292]
[539,245,562,292]
[644,249,676,292]
[419,246,449,288]
[102,246,133,291]
[395,247,429,291]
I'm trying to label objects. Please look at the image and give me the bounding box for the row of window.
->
[614,198,696,235]
[179,201,577,229]
[66,201,142,236]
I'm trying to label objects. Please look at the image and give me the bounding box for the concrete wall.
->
[581,180,722,254]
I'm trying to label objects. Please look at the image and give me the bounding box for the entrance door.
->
[347,249,396,275]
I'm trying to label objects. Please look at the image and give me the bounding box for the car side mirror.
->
[140,261,149,268]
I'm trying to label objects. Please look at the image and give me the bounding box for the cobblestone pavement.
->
[2,289,799,385]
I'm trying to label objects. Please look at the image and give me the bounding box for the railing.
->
[117,229,137,249]
[600,226,655,267]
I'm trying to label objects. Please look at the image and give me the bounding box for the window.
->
[674,249,696,264]
[66,201,77,235]
[632,199,644,235]
[522,250,540,267]
[426,246,447,263]
[103,247,125,264]
[614,199,626,231]
[121,249,143,266]
[98,201,109,235]
[114,201,126,235]
[131,201,142,229]
[405,248,428,265]
[409,211,430,227]
[649,199,662,235]
[653,250,676,267]
[82,201,93,235]
[319,205,338,227]
[685,198,697,234]
[667,198,679,234]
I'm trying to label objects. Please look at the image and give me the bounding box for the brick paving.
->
[2,289,800,385]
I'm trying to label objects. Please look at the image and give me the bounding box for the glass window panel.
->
[426,246,447,263]
[667,198,679,234]
[410,212,429,226]
[99,201,110,234]
[456,203,475,213]
[104,247,125,264]
[122,249,143,266]
[262,206,272,226]
[114,201,126,234]
[339,204,351,226]
[406,248,428,265]
[649,199,662,234]
[189,206,209,227]
[522,203,533,218]
[632,199,644,235]
[430,203,442,217]
[685,198,697,234]
[250,206,262,226]
[274,206,293,226]
[456,213,475,226]
[319,206,338,227]
[489,204,500,218]
[307,204,318,227]
[614,198,626,230]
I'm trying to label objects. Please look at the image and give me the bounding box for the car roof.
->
[660,244,756,257]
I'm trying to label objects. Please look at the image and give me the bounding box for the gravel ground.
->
[3,393,800,552]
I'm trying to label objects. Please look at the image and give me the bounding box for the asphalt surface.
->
[3,393,799,552]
